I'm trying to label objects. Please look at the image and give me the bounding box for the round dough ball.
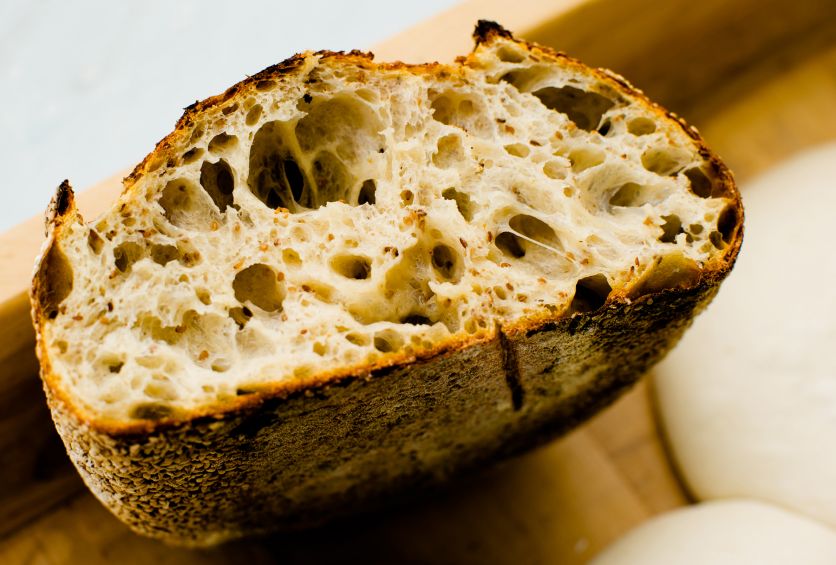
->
[591,500,836,565]
[653,143,836,527]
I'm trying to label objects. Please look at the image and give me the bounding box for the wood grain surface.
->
[2,0,835,562]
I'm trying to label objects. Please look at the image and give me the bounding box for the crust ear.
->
[473,20,515,45]
[44,180,79,236]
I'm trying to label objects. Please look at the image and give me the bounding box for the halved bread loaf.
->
[31,21,742,545]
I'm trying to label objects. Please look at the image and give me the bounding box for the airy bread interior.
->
[38,32,737,423]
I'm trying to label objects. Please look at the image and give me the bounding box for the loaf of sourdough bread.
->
[31,21,742,545]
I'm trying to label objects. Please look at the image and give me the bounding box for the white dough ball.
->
[591,500,836,565]
[653,143,836,527]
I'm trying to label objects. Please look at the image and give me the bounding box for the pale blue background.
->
[0,0,459,231]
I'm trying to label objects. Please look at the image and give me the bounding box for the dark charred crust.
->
[251,52,308,83]
[44,181,76,235]
[474,20,514,44]
[54,181,72,216]
[499,330,524,410]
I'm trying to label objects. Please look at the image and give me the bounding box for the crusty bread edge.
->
[31,21,743,439]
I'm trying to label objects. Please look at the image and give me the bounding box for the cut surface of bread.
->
[36,24,738,427]
[31,22,742,544]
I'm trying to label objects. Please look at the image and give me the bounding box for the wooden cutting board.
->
[2,0,835,562]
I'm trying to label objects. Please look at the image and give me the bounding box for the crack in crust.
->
[499,328,525,410]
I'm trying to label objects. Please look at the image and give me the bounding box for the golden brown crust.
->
[30,21,743,543]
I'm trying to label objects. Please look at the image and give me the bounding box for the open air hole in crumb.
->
[441,188,474,221]
[632,253,701,296]
[182,147,204,164]
[232,263,285,312]
[717,206,738,243]
[249,119,361,210]
[345,333,368,346]
[358,179,376,205]
[295,96,381,158]
[429,91,489,135]
[208,133,238,154]
[684,167,713,198]
[543,160,567,180]
[229,306,252,329]
[373,329,403,353]
[641,146,689,175]
[508,214,560,250]
[497,45,525,63]
[331,254,372,280]
[176,241,201,267]
[200,158,236,213]
[569,146,605,172]
[659,214,683,243]
[569,274,612,314]
[255,79,276,92]
[532,85,614,131]
[311,151,350,205]
[497,66,545,90]
[504,143,530,157]
[496,231,526,258]
[301,281,335,303]
[431,244,460,280]
[189,127,205,144]
[196,289,212,305]
[402,313,433,325]
[247,121,309,211]
[627,117,656,135]
[149,244,180,266]
[609,183,644,207]
[430,94,454,125]
[597,119,612,136]
[245,104,262,126]
[282,248,302,268]
[113,241,144,273]
[87,230,104,254]
[144,376,177,401]
[285,159,305,203]
[159,178,216,229]
[433,135,465,168]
